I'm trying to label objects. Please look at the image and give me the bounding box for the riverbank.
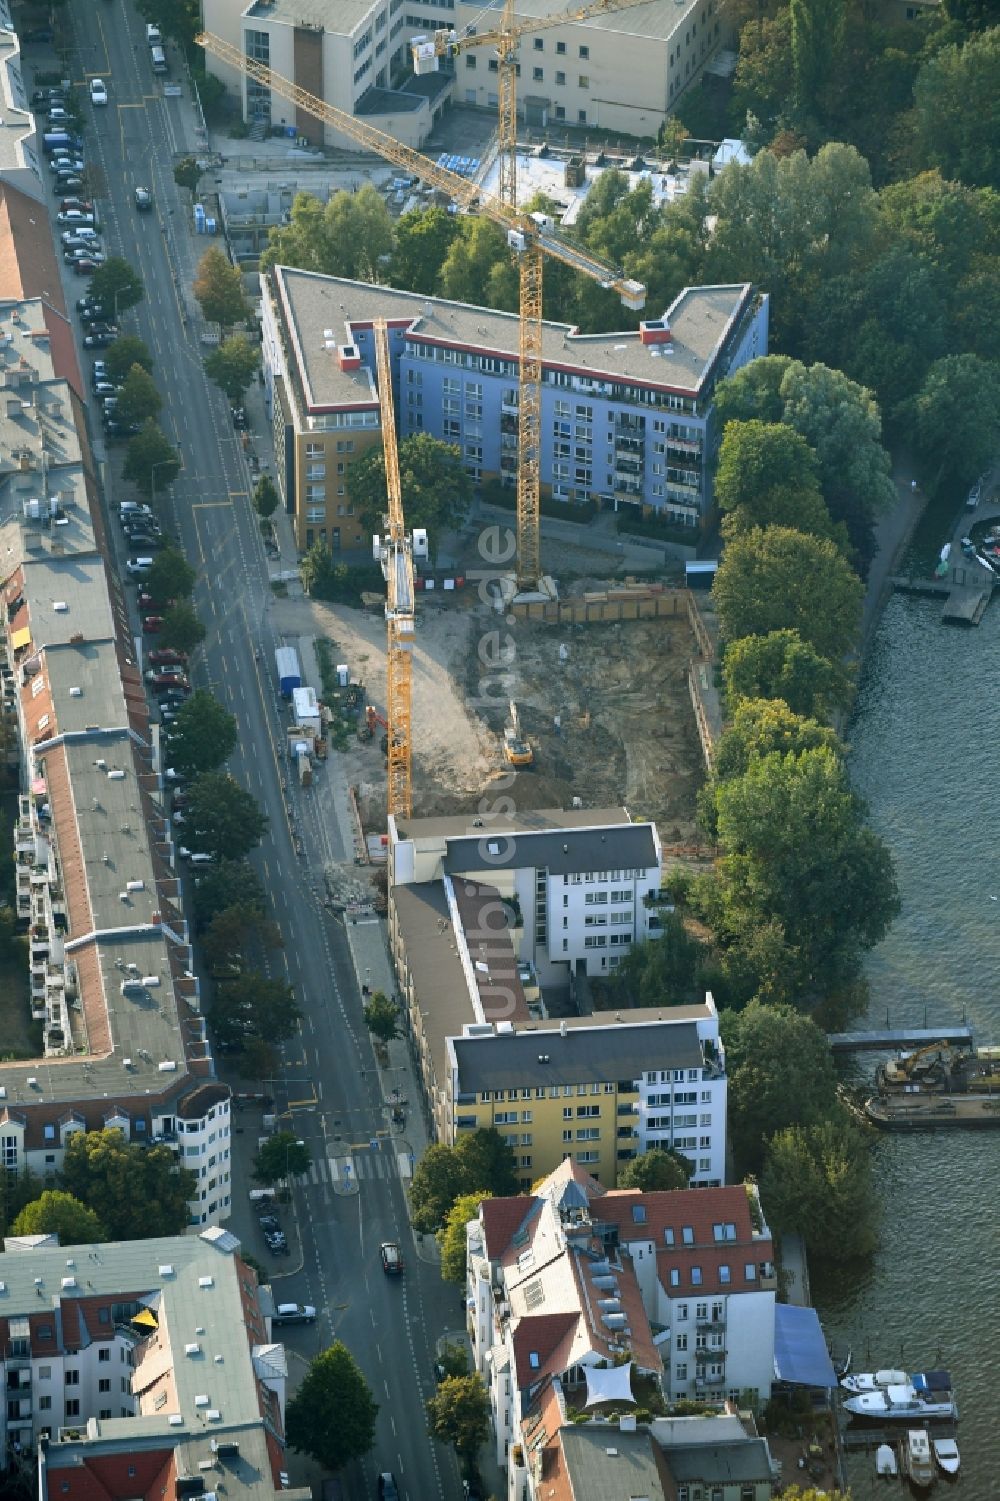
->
[859,462,928,660]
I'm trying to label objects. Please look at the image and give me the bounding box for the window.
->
[744,1262,757,1282]
[682,1225,694,1245]
[98,1347,110,1362]
[563,1107,573,1119]
[99,1378,111,1393]
[675,1363,687,1381]
[675,1333,687,1351]
[669,1268,680,1286]
[39,1396,52,1411]
[664,1228,674,1246]
[65,1370,80,1387]
[578,74,589,87]
[578,109,587,123]
[465,53,476,67]
[533,35,543,48]
[719,1264,731,1284]
[65,1399,80,1418]
[690,1266,702,1285]
[532,66,543,81]
[38,1367,51,1380]
[579,43,589,57]
[556,39,566,52]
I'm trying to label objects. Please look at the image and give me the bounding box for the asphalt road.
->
[53,9,460,1498]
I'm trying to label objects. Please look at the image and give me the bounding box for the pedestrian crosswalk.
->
[297,1151,405,1186]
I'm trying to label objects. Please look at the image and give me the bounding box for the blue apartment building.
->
[261,267,769,552]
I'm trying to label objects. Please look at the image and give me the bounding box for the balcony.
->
[696,1314,726,1330]
[666,434,702,456]
[614,416,643,436]
[694,1373,726,1388]
[616,1126,637,1140]
[695,1343,726,1360]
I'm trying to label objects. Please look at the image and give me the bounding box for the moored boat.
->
[876,1442,898,1477]
[933,1437,960,1476]
[843,1379,956,1422]
[901,1428,935,1489]
[842,1367,906,1394]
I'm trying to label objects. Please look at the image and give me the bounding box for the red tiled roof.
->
[481,1195,535,1259]
[42,1445,174,1501]
[512,1311,579,1389]
[599,1184,773,1298]
[0,180,84,399]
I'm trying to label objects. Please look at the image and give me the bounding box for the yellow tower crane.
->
[371,318,415,820]
[412,0,661,210]
[196,32,645,592]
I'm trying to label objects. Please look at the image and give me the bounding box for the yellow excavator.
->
[504,700,533,768]
[880,1041,957,1089]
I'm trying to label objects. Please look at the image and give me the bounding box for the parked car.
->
[142,615,164,633]
[126,532,163,551]
[232,406,248,430]
[93,381,118,398]
[83,328,114,347]
[137,592,173,612]
[148,648,186,666]
[62,226,100,244]
[258,1213,282,1234]
[91,360,108,381]
[74,259,106,276]
[57,210,97,227]
[103,418,140,435]
[134,186,153,211]
[145,666,188,685]
[90,78,108,106]
[64,201,95,217]
[377,1476,399,1501]
[32,88,64,108]
[77,295,106,313]
[49,156,85,175]
[53,176,85,193]
[151,675,190,695]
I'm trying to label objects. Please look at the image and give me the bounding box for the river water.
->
[818,585,1000,1497]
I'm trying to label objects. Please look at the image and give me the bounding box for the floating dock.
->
[865,1093,1000,1129]
[827,1026,974,1053]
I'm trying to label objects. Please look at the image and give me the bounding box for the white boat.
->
[843,1382,956,1421]
[842,1367,906,1394]
[933,1437,960,1476]
[876,1442,898,1477]
[903,1428,935,1489]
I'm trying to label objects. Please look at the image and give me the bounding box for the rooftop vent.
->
[158,1265,174,1277]
[185,1343,201,1357]
[60,1277,77,1290]
[198,1276,214,1289]
[158,1060,177,1073]
[53,602,67,612]
[108,769,125,781]
[194,1394,210,1408]
[69,686,81,697]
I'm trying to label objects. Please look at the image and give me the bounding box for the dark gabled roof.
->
[453,1021,703,1092]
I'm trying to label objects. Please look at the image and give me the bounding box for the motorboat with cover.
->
[933,1437,960,1476]
[843,1371,956,1421]
[901,1428,935,1489]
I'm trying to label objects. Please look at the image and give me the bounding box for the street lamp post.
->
[149,456,176,515]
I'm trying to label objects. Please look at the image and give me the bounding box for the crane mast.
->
[197,32,644,592]
[373,318,414,820]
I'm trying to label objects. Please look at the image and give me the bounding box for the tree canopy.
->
[11,1190,106,1244]
[147,548,196,603]
[61,1129,196,1239]
[213,972,301,1053]
[617,1148,693,1192]
[914,24,1000,188]
[426,1375,491,1464]
[104,335,153,384]
[165,691,237,777]
[115,364,162,428]
[253,1131,311,1184]
[711,699,843,786]
[191,859,266,932]
[204,334,260,402]
[88,258,144,315]
[286,1342,378,1472]
[761,1113,879,1262]
[600,913,707,1009]
[159,601,207,658]
[720,1002,839,1176]
[348,432,474,538]
[905,352,1000,482]
[713,526,864,662]
[261,186,394,279]
[410,1129,519,1233]
[722,630,851,720]
[183,772,268,861]
[193,247,247,329]
[363,990,401,1044]
[438,1191,493,1283]
[122,420,179,497]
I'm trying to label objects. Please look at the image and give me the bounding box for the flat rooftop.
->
[0,26,36,172]
[456,0,703,44]
[558,1425,665,1501]
[274,267,753,413]
[243,0,377,32]
[451,1017,705,1092]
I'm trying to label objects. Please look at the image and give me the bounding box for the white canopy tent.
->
[584,1361,635,1407]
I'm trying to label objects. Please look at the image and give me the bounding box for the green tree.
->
[348,432,474,537]
[203,902,281,975]
[714,748,899,1003]
[286,1342,378,1471]
[184,772,268,861]
[602,913,706,1008]
[617,1148,692,1192]
[711,699,843,785]
[174,156,202,194]
[732,8,794,136]
[455,1127,519,1200]
[147,548,196,604]
[438,218,518,310]
[391,205,458,292]
[720,1002,839,1176]
[87,257,144,316]
[239,1037,280,1082]
[166,690,238,777]
[61,1129,196,1239]
[904,353,1000,483]
[104,335,154,384]
[192,859,266,931]
[715,420,819,515]
[253,1131,312,1185]
[204,333,260,402]
[11,1190,106,1244]
[136,0,199,48]
[363,990,401,1044]
[761,1114,878,1262]
[253,474,280,519]
[410,1143,476,1234]
[426,1375,491,1466]
[115,364,162,428]
[713,526,864,663]
[438,1191,493,1283]
[914,25,1000,188]
[261,186,395,279]
[159,601,206,658]
[722,630,851,719]
[193,246,247,329]
[122,421,179,497]
[789,0,845,117]
[214,974,301,1051]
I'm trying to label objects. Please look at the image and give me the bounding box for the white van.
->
[150,45,167,75]
[126,556,155,575]
[146,23,162,44]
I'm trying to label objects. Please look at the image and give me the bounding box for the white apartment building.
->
[0,1228,305,1501]
[390,805,663,982]
[467,1160,777,1486]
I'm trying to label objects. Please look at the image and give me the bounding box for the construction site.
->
[272,575,708,840]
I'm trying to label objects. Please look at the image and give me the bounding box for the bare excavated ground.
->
[272,590,703,836]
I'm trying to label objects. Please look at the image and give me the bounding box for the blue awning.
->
[773,1303,838,1388]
